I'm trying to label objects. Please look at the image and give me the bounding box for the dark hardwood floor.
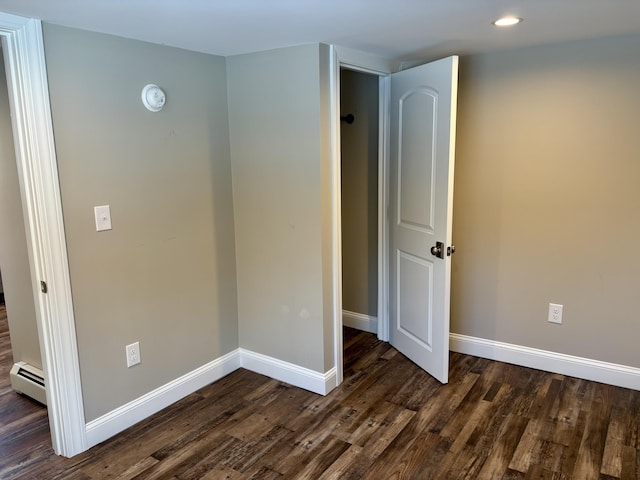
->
[1,302,639,479]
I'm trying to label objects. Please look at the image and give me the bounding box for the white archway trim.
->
[0,13,87,456]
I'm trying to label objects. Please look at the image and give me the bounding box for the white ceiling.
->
[0,0,639,61]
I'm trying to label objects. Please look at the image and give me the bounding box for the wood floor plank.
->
[557,409,589,479]
[509,419,543,473]
[361,370,480,478]
[315,444,364,480]
[111,456,160,480]
[270,406,351,476]
[360,403,416,457]
[366,430,444,479]
[439,375,493,438]
[619,444,637,480]
[468,382,520,455]
[132,427,232,479]
[441,443,490,479]
[408,432,453,479]
[523,464,561,479]
[476,413,529,479]
[340,399,394,445]
[199,466,246,480]
[178,434,245,479]
[78,400,237,478]
[572,385,613,480]
[501,468,527,479]
[438,400,493,475]
[225,426,293,474]
[537,439,566,474]
[282,435,350,480]
[601,406,626,477]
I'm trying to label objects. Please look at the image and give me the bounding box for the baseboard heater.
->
[10,361,47,405]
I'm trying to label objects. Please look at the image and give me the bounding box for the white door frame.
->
[330,46,397,385]
[0,13,86,457]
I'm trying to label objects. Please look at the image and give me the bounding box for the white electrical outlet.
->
[126,341,141,368]
[548,303,563,324]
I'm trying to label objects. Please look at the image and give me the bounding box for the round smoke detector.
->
[141,84,166,112]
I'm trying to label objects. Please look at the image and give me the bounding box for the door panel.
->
[397,250,433,350]
[389,56,458,383]
[398,89,436,233]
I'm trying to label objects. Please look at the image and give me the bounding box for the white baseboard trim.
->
[343,310,378,334]
[450,333,640,391]
[85,349,241,448]
[85,347,337,448]
[240,348,337,395]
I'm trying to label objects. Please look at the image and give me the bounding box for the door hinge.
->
[40,281,48,294]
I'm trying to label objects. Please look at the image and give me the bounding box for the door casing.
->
[0,14,86,456]
[330,46,396,386]
[331,48,457,387]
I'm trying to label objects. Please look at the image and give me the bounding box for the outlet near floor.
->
[126,341,141,368]
[548,303,563,324]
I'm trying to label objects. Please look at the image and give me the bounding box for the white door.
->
[388,56,458,383]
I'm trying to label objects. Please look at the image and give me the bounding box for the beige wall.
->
[38,22,640,427]
[43,25,238,421]
[452,34,640,367]
[0,51,41,369]
[227,44,335,373]
[340,69,378,317]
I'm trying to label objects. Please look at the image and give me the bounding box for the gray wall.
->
[43,25,238,421]
[0,51,41,369]
[340,69,378,317]
[227,44,335,373]
[452,34,640,367]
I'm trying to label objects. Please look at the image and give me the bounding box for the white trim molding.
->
[240,348,337,395]
[343,310,378,334]
[334,45,398,75]
[331,45,394,389]
[329,44,343,388]
[377,73,391,343]
[85,349,241,448]
[450,333,640,391]
[85,348,337,447]
[0,14,86,456]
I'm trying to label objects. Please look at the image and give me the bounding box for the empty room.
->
[1,1,640,478]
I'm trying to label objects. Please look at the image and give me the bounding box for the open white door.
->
[388,56,458,383]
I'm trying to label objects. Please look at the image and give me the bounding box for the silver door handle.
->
[431,241,444,259]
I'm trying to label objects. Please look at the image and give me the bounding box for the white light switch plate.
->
[94,205,112,231]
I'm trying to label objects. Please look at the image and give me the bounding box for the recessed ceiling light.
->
[492,16,523,27]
